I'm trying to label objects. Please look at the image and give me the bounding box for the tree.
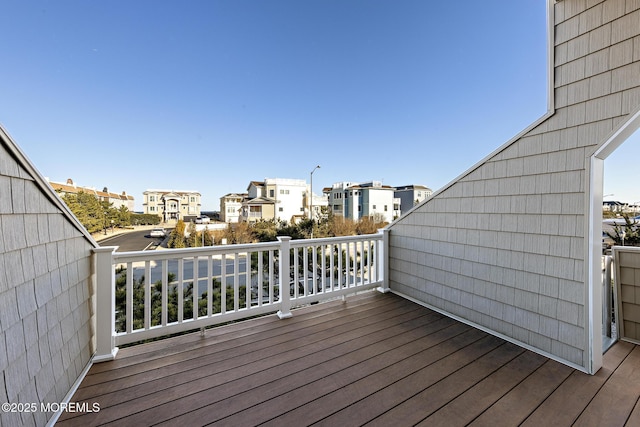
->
[202,228,214,246]
[232,221,255,243]
[356,215,387,235]
[331,217,357,237]
[252,219,279,242]
[115,205,131,227]
[61,191,119,234]
[279,219,311,240]
[314,207,333,238]
[186,222,200,247]
[131,213,161,225]
[606,214,640,246]
[168,220,186,248]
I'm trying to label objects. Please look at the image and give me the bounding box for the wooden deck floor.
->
[56,292,640,426]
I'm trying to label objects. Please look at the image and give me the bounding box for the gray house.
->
[0,126,98,426]
[388,0,640,374]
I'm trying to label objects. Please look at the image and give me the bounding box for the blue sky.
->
[6,0,624,212]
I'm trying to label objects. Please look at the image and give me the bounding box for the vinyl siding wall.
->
[387,0,640,370]
[0,134,96,426]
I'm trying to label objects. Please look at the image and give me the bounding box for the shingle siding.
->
[0,137,96,426]
[388,0,640,370]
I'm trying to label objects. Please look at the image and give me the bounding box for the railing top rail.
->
[611,245,640,253]
[111,233,384,263]
[289,233,383,248]
[113,240,281,263]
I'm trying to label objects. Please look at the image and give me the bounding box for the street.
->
[97,228,170,252]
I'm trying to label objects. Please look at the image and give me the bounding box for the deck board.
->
[572,345,640,427]
[56,292,640,427]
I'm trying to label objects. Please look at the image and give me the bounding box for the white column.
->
[92,246,119,362]
[377,228,390,293]
[277,236,293,319]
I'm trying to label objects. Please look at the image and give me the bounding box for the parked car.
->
[149,228,166,238]
[195,216,210,224]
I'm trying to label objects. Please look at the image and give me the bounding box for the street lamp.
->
[310,165,320,221]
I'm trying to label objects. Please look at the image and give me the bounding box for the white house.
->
[327,181,400,223]
[219,193,245,223]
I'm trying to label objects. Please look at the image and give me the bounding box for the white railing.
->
[92,231,388,362]
[602,254,616,351]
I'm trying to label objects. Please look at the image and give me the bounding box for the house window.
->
[373,205,377,210]
[149,196,155,202]
[270,189,275,197]
[249,206,261,217]
[280,189,290,195]
[384,205,388,211]
[279,207,283,212]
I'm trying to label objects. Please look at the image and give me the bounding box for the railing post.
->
[377,228,390,293]
[277,236,293,319]
[92,247,119,362]
[603,254,613,338]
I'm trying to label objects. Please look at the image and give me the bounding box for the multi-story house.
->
[143,189,201,222]
[220,193,246,223]
[240,178,308,223]
[48,178,135,211]
[309,191,329,221]
[324,181,356,218]
[326,181,400,223]
[394,184,432,216]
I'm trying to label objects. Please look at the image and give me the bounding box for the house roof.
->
[246,181,265,191]
[144,189,201,196]
[395,184,432,191]
[347,184,394,190]
[49,180,135,201]
[221,192,247,199]
[0,125,97,246]
[244,196,275,205]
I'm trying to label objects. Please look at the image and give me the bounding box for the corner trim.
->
[44,358,94,426]
[390,289,588,374]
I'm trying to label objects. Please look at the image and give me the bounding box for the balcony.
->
[56,293,639,426]
[50,233,639,426]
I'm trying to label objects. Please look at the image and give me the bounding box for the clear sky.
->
[4,0,632,212]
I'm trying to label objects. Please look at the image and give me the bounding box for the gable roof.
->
[0,124,97,246]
